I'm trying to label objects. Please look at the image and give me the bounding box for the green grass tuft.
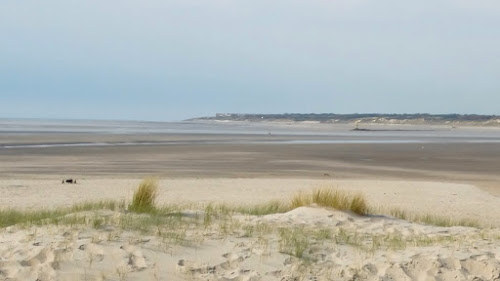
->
[388,207,480,228]
[0,200,123,228]
[236,200,290,216]
[278,227,309,258]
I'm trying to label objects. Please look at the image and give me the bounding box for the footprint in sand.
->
[78,243,105,263]
[219,269,261,281]
[176,259,211,275]
[120,244,147,271]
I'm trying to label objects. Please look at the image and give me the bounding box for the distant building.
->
[215,113,245,118]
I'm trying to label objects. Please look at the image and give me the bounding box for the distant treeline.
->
[194,113,500,123]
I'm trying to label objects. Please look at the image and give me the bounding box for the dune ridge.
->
[1,180,500,281]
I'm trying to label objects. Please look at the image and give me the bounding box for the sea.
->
[1,118,500,148]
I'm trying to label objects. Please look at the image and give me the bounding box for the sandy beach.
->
[1,127,499,195]
[4,0,500,277]
[1,178,500,227]
[1,121,500,280]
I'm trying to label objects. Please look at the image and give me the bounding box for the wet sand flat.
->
[2,125,500,281]
[1,133,499,192]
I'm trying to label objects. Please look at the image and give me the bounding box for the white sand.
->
[2,178,500,281]
[1,206,500,281]
[1,178,500,226]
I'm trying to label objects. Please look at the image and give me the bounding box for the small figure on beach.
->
[62,178,77,184]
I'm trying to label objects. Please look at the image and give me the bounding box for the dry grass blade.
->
[349,194,370,215]
[290,192,312,209]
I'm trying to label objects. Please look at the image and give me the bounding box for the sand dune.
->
[1,178,500,280]
[1,204,500,281]
[1,178,500,227]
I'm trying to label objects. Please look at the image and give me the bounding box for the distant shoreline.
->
[351,127,434,132]
[190,113,500,127]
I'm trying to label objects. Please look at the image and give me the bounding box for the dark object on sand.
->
[62,179,77,184]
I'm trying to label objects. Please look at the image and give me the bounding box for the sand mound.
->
[2,178,500,227]
[1,206,500,281]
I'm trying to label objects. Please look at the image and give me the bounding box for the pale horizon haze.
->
[1,0,499,121]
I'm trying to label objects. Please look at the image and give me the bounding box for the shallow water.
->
[1,118,500,147]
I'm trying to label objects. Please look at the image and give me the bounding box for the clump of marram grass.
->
[290,188,370,215]
[290,192,312,209]
[349,194,370,215]
[129,178,159,213]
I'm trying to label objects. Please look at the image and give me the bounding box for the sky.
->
[1,0,499,121]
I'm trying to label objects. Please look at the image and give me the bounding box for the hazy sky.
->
[1,1,499,121]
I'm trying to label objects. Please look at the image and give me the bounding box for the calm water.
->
[1,118,500,147]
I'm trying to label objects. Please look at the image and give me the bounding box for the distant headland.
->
[190,113,500,126]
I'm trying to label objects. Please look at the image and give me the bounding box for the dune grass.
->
[235,200,290,216]
[388,208,480,228]
[0,181,488,264]
[417,215,479,228]
[291,188,370,215]
[0,200,123,228]
[290,192,312,210]
[279,227,310,258]
[0,180,481,231]
[129,177,159,213]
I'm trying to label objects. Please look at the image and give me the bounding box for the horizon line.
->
[1,112,499,123]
